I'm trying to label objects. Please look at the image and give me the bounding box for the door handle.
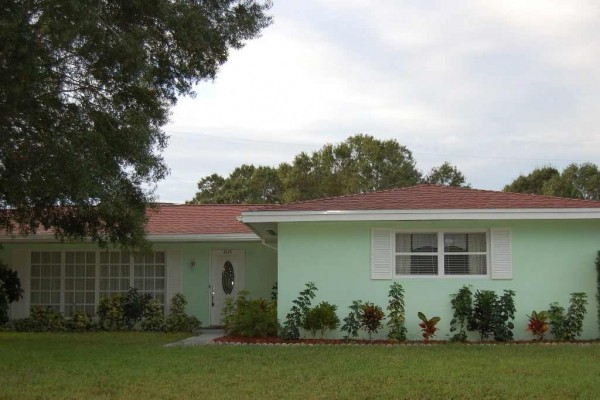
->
[211,290,215,307]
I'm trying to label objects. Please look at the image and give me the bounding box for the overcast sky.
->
[158,0,600,203]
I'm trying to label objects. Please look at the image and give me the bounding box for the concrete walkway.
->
[164,328,224,347]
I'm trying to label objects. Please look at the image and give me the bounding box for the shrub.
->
[141,299,166,332]
[12,307,65,332]
[341,300,363,339]
[97,294,126,331]
[387,283,407,341]
[165,293,201,333]
[548,292,588,340]
[449,285,473,342]
[417,312,440,341]
[596,251,600,335]
[494,290,516,341]
[469,289,516,341]
[271,282,278,304]
[360,302,385,340]
[303,302,340,338]
[526,310,549,341]
[65,309,92,332]
[0,262,23,325]
[280,282,317,340]
[222,290,277,337]
[124,288,152,329]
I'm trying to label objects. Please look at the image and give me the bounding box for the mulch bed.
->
[212,336,600,345]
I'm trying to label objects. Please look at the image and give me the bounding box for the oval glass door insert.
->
[222,261,234,295]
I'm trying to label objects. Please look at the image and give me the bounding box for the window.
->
[30,252,62,313]
[65,251,96,316]
[99,251,131,299]
[30,250,167,315]
[133,252,166,307]
[395,232,487,276]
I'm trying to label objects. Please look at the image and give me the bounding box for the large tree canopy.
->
[504,163,600,200]
[0,0,271,246]
[189,134,469,204]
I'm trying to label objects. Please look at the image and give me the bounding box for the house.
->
[240,185,600,340]
[4,185,600,339]
[3,205,277,327]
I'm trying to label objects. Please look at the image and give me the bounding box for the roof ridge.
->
[266,184,427,208]
[457,186,600,205]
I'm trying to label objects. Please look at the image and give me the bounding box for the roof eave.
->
[0,232,260,243]
[240,208,600,223]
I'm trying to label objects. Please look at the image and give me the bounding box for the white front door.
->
[209,249,245,326]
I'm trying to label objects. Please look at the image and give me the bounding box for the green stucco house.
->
[4,185,600,339]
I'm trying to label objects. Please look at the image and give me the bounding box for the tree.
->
[189,134,424,204]
[503,166,560,195]
[423,162,470,187]
[504,163,600,200]
[190,165,282,204]
[0,0,272,246]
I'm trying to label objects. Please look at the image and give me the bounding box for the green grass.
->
[1,333,599,399]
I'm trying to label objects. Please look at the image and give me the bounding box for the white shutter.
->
[10,249,29,319]
[371,229,393,279]
[491,228,512,279]
[165,248,181,314]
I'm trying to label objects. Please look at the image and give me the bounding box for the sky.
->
[158,0,600,203]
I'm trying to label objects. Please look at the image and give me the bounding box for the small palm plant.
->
[418,312,441,341]
[526,310,549,341]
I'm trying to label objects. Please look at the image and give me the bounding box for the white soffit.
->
[240,208,600,223]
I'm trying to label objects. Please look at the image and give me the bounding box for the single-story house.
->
[4,185,600,339]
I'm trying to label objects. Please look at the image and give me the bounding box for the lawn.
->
[1,333,599,399]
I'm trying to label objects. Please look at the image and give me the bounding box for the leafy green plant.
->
[0,262,23,325]
[360,302,385,340]
[303,301,340,338]
[97,294,126,331]
[141,299,165,332]
[417,312,440,341]
[12,307,65,332]
[124,287,152,329]
[387,283,407,341]
[280,282,317,340]
[222,290,277,337]
[526,310,549,341]
[65,309,92,332]
[596,251,600,332]
[271,282,278,304]
[493,290,516,341]
[341,300,364,339]
[165,293,201,332]
[449,285,473,342]
[548,292,588,340]
[468,289,516,341]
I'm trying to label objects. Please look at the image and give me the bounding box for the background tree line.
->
[188,134,469,204]
[189,134,600,204]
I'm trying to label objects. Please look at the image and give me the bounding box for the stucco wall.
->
[277,220,600,340]
[0,241,277,326]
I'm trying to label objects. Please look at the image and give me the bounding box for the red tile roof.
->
[146,204,256,235]
[249,185,600,212]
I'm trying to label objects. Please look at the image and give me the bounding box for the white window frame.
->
[29,249,167,316]
[394,229,490,279]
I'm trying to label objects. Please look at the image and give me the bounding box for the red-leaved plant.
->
[417,312,441,341]
[526,310,549,341]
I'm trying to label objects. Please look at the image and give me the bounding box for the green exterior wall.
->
[277,220,600,340]
[0,240,277,326]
